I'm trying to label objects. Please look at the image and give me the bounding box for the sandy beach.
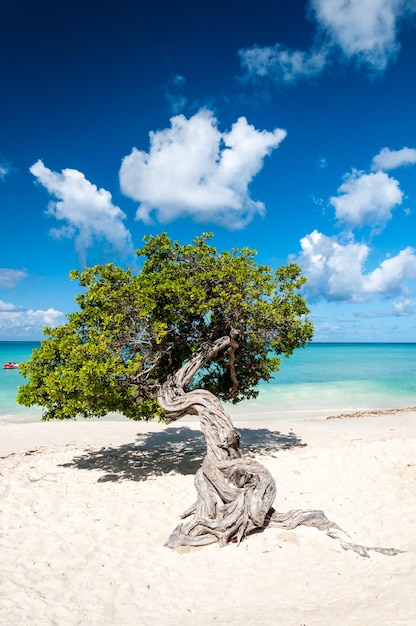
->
[1,411,416,625]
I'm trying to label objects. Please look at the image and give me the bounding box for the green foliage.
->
[18,233,313,420]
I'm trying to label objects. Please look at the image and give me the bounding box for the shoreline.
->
[1,409,416,624]
[3,401,416,424]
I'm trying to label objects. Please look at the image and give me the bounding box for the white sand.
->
[1,411,416,625]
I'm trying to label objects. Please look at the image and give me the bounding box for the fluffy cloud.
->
[297,230,416,302]
[371,146,416,170]
[239,0,416,82]
[329,170,403,231]
[392,297,416,315]
[297,230,370,300]
[0,307,65,339]
[0,268,28,289]
[30,160,135,266]
[363,247,416,296]
[0,299,21,311]
[311,0,411,70]
[119,109,286,230]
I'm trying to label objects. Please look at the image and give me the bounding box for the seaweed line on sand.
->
[326,406,416,420]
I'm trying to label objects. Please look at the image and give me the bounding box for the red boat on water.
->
[3,362,20,369]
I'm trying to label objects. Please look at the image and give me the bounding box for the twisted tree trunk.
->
[158,337,401,556]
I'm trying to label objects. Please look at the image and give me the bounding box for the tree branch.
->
[175,335,232,389]
[227,338,239,398]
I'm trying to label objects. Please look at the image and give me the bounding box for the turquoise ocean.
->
[1,341,416,424]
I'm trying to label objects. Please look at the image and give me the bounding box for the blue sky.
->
[1,0,416,341]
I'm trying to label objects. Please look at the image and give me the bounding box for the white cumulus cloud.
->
[297,230,371,301]
[0,299,21,312]
[297,230,416,302]
[119,109,286,230]
[363,247,416,296]
[239,0,416,83]
[30,160,135,266]
[371,146,416,170]
[329,169,403,232]
[392,297,416,315]
[311,0,411,70]
[0,307,65,339]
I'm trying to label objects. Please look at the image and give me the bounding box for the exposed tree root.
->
[266,508,403,557]
[164,458,402,556]
[158,340,402,557]
[165,456,277,548]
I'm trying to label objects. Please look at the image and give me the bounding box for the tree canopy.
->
[18,232,313,421]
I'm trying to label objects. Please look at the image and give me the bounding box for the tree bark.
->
[158,338,402,556]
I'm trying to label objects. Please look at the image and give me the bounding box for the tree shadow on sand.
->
[59,426,306,483]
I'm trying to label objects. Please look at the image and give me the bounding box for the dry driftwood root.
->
[158,339,402,557]
[164,458,403,557]
[165,456,277,549]
[266,508,403,557]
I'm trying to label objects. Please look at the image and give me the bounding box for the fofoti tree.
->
[17,234,398,554]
